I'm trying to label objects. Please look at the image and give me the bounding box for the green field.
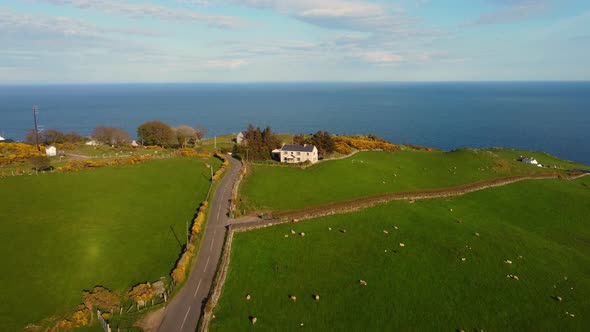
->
[212,177,590,331]
[0,157,219,331]
[239,149,586,213]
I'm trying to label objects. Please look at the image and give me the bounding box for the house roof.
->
[281,144,316,152]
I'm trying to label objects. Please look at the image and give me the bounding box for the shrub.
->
[0,143,41,166]
[128,283,156,304]
[82,287,120,312]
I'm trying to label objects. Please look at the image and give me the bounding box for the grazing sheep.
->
[300,232,305,237]
[504,260,513,264]
[250,316,257,324]
[290,295,297,302]
[450,208,453,212]
[284,235,289,238]
[291,230,296,234]
[359,280,368,286]
[474,232,480,237]
[313,294,320,301]
[246,294,251,301]
[328,227,332,231]
[383,230,389,234]
[340,229,347,233]
[461,258,466,262]
[394,226,399,230]
[399,243,405,247]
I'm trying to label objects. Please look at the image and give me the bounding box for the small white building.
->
[131,140,139,147]
[275,144,319,164]
[236,132,245,145]
[518,156,543,167]
[85,139,99,146]
[0,136,5,141]
[46,146,57,157]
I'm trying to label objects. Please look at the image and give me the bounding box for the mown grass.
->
[239,149,588,213]
[212,177,590,331]
[0,157,220,331]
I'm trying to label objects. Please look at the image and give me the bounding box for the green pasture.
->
[212,177,590,331]
[0,157,219,331]
[239,149,587,213]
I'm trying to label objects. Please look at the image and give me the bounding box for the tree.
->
[43,129,66,144]
[310,131,335,156]
[91,126,131,147]
[24,129,40,145]
[194,125,207,141]
[65,131,84,144]
[175,125,196,148]
[236,124,281,160]
[293,134,306,145]
[137,121,175,147]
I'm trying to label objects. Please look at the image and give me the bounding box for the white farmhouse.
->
[274,144,319,164]
[46,146,57,157]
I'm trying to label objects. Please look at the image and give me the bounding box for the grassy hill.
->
[239,148,586,213]
[0,157,219,331]
[212,176,590,331]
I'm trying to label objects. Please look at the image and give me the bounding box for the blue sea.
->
[1,82,589,165]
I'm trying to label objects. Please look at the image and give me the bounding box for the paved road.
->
[158,156,242,332]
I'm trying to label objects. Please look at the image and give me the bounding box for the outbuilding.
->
[46,146,57,157]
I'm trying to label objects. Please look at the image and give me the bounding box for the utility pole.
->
[32,105,40,151]
[214,136,217,151]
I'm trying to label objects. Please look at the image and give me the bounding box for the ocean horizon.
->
[1,81,589,164]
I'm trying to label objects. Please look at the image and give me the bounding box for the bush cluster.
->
[0,143,42,166]
[171,243,196,284]
[211,153,229,182]
[58,156,152,172]
[192,201,209,235]
[128,283,156,304]
[334,135,400,153]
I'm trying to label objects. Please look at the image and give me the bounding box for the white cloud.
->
[28,0,248,28]
[360,51,404,63]
[203,59,249,69]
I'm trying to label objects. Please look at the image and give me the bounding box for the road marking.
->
[204,256,210,272]
[193,279,202,298]
[210,237,215,250]
[180,306,191,330]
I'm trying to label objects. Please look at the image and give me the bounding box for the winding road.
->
[158,156,242,332]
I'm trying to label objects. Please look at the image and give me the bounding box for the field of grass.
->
[212,176,590,331]
[199,133,294,154]
[0,156,220,331]
[240,149,587,213]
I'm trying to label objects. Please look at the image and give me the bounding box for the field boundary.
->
[272,172,589,222]
[197,171,590,331]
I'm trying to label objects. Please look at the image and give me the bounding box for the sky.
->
[1,0,589,83]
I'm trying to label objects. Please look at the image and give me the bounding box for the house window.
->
[297,152,301,155]
[297,158,300,161]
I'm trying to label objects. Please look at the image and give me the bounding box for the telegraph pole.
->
[32,105,40,151]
